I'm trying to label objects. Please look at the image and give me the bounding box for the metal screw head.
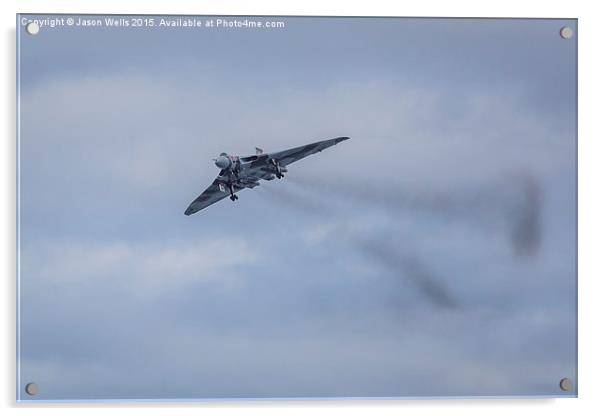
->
[559,377,573,391]
[25,382,38,396]
[25,22,40,35]
[560,26,573,39]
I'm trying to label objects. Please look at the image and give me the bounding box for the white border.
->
[3,1,601,415]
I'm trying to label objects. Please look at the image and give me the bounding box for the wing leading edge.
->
[250,136,350,169]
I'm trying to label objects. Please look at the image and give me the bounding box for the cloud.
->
[20,238,258,299]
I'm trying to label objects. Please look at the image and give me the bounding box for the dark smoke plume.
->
[285,171,542,258]
[257,170,542,309]
[258,181,458,309]
[358,239,458,309]
[505,174,542,257]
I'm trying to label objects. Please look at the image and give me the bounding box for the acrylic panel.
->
[16,14,577,401]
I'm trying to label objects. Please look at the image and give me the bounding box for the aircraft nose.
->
[215,155,231,169]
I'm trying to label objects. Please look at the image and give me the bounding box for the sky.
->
[17,15,577,400]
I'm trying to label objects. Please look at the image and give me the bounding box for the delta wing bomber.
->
[185,137,350,215]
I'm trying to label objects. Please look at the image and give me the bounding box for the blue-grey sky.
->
[17,15,576,400]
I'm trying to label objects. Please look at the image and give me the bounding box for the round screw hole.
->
[559,26,573,39]
[25,22,40,35]
[25,382,38,396]
[559,377,573,391]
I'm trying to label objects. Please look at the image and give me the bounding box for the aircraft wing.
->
[184,177,243,215]
[248,136,350,168]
